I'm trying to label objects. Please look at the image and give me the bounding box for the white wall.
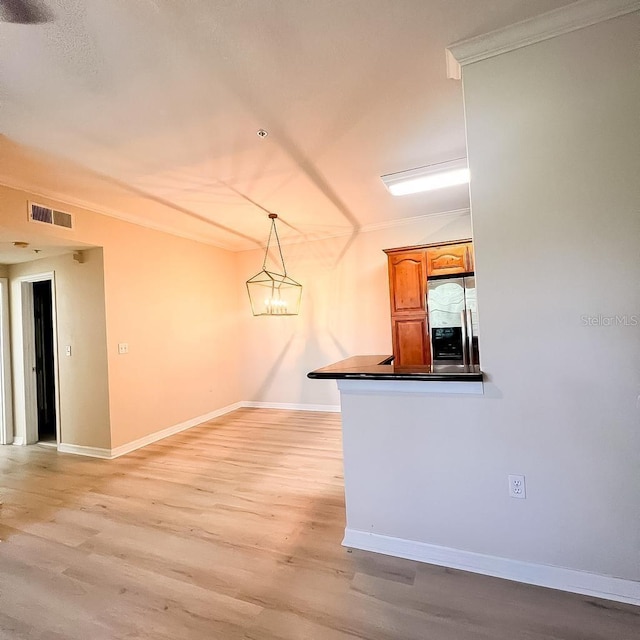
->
[237,211,472,407]
[464,12,640,580]
[339,12,640,586]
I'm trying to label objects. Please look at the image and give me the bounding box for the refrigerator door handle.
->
[466,309,474,367]
[461,310,469,367]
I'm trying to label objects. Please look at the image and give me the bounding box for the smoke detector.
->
[257,129,268,138]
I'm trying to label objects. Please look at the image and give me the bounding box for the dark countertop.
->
[307,355,483,382]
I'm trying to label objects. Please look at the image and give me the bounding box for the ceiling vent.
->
[29,202,73,229]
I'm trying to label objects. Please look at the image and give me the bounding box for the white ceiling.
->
[0,0,575,253]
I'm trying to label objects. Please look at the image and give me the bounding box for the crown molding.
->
[360,207,470,234]
[445,49,462,80]
[0,178,240,252]
[447,0,640,66]
[1,178,470,254]
[236,208,472,252]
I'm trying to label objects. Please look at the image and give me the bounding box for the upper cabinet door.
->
[426,243,473,276]
[388,252,427,314]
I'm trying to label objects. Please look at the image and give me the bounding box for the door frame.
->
[0,278,13,445]
[13,272,61,446]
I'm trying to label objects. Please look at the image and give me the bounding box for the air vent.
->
[29,202,73,230]
[52,209,73,228]
[30,203,52,223]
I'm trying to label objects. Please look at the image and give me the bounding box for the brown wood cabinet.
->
[387,252,427,315]
[393,317,430,366]
[426,242,474,276]
[384,240,474,366]
[384,247,429,366]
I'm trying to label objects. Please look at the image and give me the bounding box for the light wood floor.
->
[0,408,637,639]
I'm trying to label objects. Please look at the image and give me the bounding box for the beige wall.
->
[0,184,243,449]
[1,181,471,446]
[0,266,8,278]
[101,221,242,447]
[9,250,111,448]
[237,211,472,407]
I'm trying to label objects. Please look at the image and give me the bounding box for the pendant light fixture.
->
[246,214,302,316]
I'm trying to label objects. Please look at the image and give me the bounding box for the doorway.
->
[32,280,56,443]
[13,272,60,446]
[0,278,12,445]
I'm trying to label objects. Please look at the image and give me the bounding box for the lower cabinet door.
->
[393,317,430,366]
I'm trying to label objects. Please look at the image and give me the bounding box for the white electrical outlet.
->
[508,474,526,499]
[118,342,129,355]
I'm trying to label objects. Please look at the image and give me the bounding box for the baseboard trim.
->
[53,402,339,460]
[342,529,640,606]
[109,401,245,458]
[57,443,112,459]
[242,401,341,413]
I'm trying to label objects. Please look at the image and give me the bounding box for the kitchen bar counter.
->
[308,356,484,566]
[307,355,483,382]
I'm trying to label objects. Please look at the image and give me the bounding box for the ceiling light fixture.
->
[381,158,470,196]
[246,214,302,316]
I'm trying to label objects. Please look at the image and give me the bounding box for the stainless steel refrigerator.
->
[427,276,479,366]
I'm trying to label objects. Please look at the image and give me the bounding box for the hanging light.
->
[246,213,302,316]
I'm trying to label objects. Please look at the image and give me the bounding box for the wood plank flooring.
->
[0,408,638,639]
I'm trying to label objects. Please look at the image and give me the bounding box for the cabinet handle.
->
[466,309,474,367]
[461,311,469,366]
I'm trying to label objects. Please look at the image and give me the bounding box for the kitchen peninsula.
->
[308,353,483,396]
[307,353,485,568]
[307,239,485,570]
[308,354,483,393]
[308,354,482,381]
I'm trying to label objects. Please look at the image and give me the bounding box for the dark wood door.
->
[33,280,56,442]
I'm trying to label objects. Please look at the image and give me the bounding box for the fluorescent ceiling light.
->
[381,158,470,196]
